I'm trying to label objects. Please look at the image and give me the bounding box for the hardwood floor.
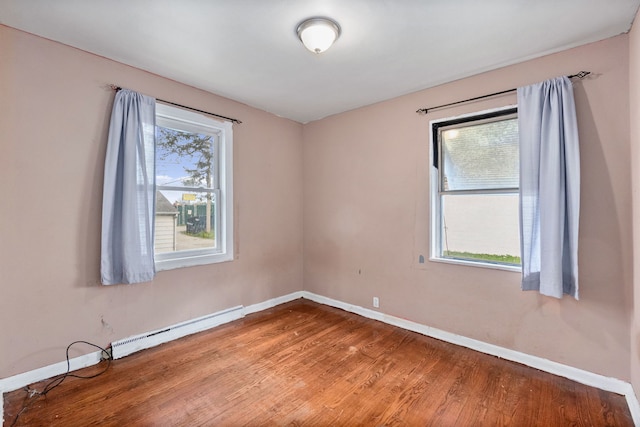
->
[3,299,634,426]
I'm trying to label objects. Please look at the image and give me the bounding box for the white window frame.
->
[154,103,234,271]
[429,105,520,272]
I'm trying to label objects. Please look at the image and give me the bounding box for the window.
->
[154,103,233,270]
[430,107,520,270]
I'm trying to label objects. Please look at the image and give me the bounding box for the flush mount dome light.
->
[296,17,341,54]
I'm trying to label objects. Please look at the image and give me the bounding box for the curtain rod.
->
[109,84,242,124]
[415,71,591,115]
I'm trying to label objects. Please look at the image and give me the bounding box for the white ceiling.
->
[1,1,639,123]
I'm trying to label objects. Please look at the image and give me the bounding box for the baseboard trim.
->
[623,382,640,426]
[299,291,640,426]
[0,350,104,424]
[3,290,639,426]
[0,350,103,395]
[243,291,304,316]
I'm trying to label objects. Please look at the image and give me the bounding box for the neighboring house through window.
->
[430,106,520,270]
[154,103,233,270]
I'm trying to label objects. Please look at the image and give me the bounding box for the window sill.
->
[155,252,233,271]
[429,256,521,273]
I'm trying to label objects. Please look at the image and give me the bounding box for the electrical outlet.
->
[373,297,379,308]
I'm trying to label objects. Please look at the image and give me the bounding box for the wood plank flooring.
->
[3,299,634,426]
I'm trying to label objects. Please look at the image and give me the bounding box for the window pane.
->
[156,126,215,189]
[154,190,216,254]
[441,118,518,191]
[440,193,520,265]
[154,102,232,270]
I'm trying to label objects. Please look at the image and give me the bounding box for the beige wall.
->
[304,35,632,380]
[629,7,640,397]
[0,25,304,378]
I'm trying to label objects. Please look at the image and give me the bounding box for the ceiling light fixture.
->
[296,17,341,54]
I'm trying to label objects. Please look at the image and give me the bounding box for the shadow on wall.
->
[75,92,112,289]
[562,75,632,346]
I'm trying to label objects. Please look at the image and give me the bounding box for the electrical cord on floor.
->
[9,341,112,427]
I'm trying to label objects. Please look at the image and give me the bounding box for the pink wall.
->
[0,25,304,378]
[629,7,640,396]
[1,23,635,385]
[304,35,632,380]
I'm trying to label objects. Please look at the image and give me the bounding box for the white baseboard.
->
[2,290,639,426]
[0,350,104,424]
[299,291,640,426]
[0,350,104,394]
[623,382,640,426]
[243,291,304,316]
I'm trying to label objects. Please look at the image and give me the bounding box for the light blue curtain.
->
[101,89,156,285]
[517,76,580,299]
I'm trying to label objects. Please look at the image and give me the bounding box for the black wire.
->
[9,341,112,427]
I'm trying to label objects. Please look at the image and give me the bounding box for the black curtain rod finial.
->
[568,71,590,79]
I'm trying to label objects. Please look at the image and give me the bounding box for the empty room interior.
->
[5,1,640,425]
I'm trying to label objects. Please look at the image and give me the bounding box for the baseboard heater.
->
[110,305,244,360]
